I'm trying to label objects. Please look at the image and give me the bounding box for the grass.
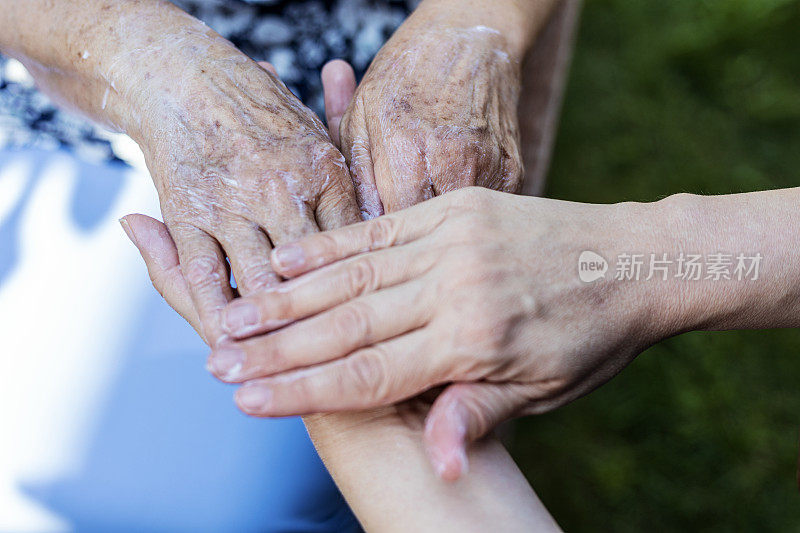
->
[511,0,800,529]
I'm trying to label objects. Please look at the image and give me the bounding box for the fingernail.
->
[237,383,272,412]
[431,449,468,482]
[119,218,138,246]
[431,454,449,479]
[223,301,259,336]
[425,436,468,482]
[273,244,305,271]
[453,447,469,478]
[425,440,450,479]
[207,346,245,381]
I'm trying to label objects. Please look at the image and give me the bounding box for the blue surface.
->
[2,148,359,532]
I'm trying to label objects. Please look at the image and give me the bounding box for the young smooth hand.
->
[210,187,696,478]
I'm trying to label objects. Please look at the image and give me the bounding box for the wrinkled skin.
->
[3,0,362,346]
[209,187,682,478]
[339,14,524,216]
[121,63,471,483]
[127,41,361,346]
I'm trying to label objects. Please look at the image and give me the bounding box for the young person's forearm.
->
[304,411,560,532]
[651,188,800,333]
[0,0,239,138]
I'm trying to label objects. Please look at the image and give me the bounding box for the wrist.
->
[412,0,554,62]
[642,191,799,333]
[109,32,248,142]
[590,199,691,346]
[652,191,800,331]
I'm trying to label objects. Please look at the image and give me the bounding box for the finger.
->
[423,382,526,481]
[318,60,361,230]
[221,243,432,338]
[251,60,324,245]
[214,219,280,295]
[427,135,504,195]
[254,178,321,246]
[340,110,384,219]
[119,215,203,339]
[257,61,278,76]
[321,59,356,147]
[371,132,433,212]
[169,224,234,346]
[233,329,444,416]
[315,178,361,231]
[209,280,430,382]
[313,146,361,231]
[270,199,441,278]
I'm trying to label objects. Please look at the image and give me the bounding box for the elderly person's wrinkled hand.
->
[109,13,361,345]
[332,0,558,216]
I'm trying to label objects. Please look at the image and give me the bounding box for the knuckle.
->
[443,306,511,370]
[284,376,312,408]
[453,186,492,208]
[314,144,349,179]
[444,244,490,276]
[184,254,223,288]
[237,262,275,292]
[332,302,372,344]
[365,216,398,248]
[346,350,388,401]
[529,377,568,400]
[434,124,486,146]
[382,131,419,159]
[346,259,378,296]
[431,127,490,171]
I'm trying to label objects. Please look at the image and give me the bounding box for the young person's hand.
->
[210,185,800,479]
[120,199,560,527]
[208,188,678,476]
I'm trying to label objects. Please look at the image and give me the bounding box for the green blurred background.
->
[511,0,800,529]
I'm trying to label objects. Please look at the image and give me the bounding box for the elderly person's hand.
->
[2,0,360,346]
[116,25,361,345]
[127,52,359,345]
[330,0,560,216]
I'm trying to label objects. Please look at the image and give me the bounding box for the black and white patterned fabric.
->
[0,0,419,164]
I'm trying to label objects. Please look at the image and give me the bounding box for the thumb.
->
[120,214,205,341]
[256,61,278,76]
[423,382,525,482]
[321,59,356,147]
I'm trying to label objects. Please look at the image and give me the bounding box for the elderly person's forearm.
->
[0,0,216,136]
[413,0,561,62]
